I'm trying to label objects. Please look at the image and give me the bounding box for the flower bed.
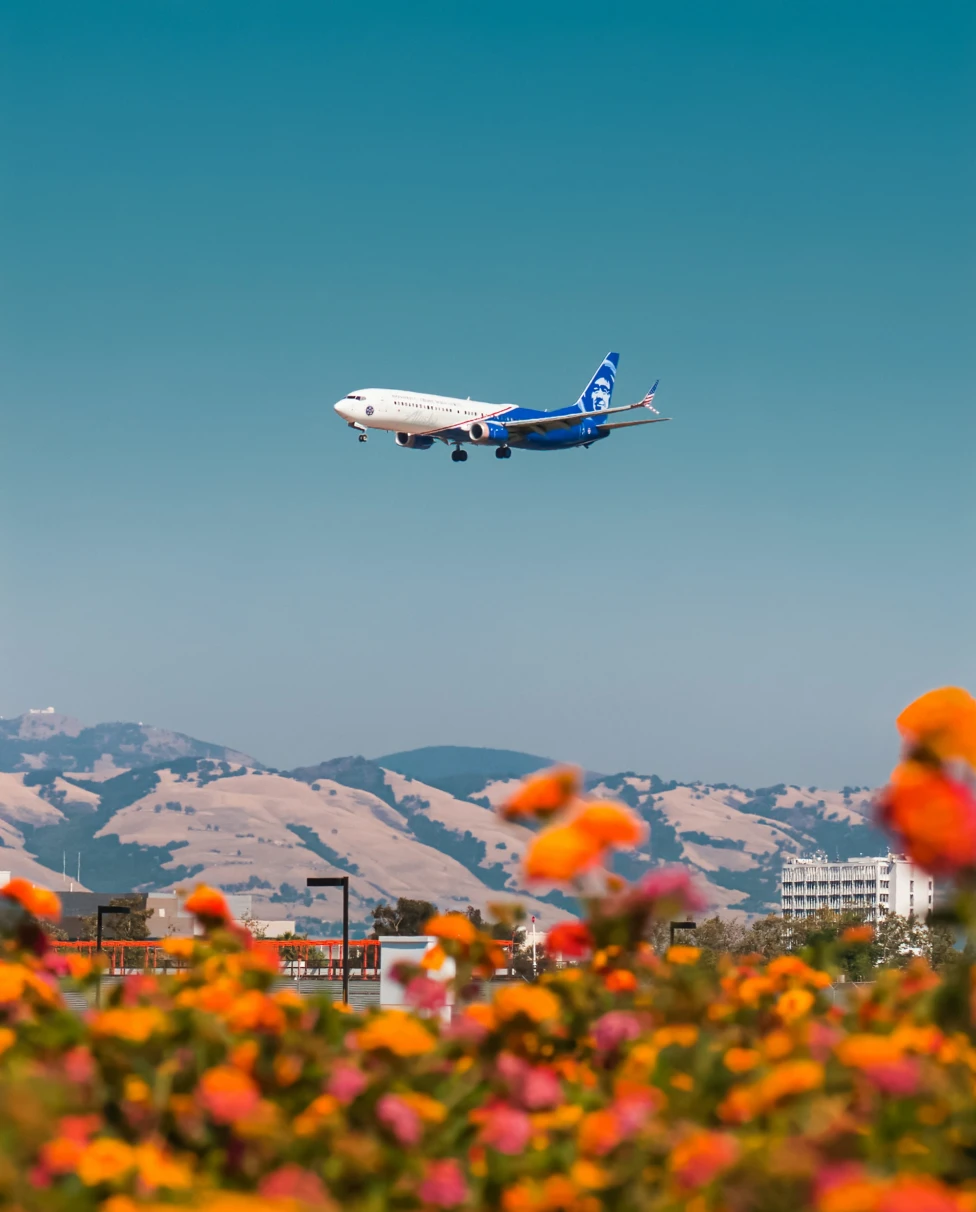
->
[0,687,974,1210]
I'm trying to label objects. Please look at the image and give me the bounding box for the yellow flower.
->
[123,1076,151,1104]
[897,685,976,766]
[91,1007,168,1043]
[76,1138,136,1186]
[399,1091,447,1123]
[357,1011,436,1056]
[0,878,61,920]
[571,1159,610,1189]
[424,913,478,944]
[776,988,815,1021]
[571,801,647,848]
[493,984,561,1024]
[666,945,701,966]
[0,963,28,1002]
[134,1141,193,1190]
[162,937,195,960]
[523,823,603,882]
[653,1024,699,1049]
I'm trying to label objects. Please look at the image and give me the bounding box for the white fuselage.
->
[334,389,509,436]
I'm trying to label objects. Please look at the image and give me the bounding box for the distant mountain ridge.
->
[0,712,258,775]
[0,714,886,929]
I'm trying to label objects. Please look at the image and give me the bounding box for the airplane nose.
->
[334,399,349,418]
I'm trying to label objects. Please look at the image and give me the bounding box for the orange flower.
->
[666,945,701,966]
[183,885,231,923]
[724,1047,761,1073]
[501,766,580,821]
[571,802,647,849]
[424,913,478,945]
[76,1137,136,1186]
[776,988,815,1022]
[523,823,603,883]
[546,921,593,958]
[198,1066,261,1124]
[0,878,60,920]
[879,761,976,873]
[897,685,976,766]
[494,984,561,1024]
[223,990,286,1034]
[603,969,637,994]
[578,1109,621,1156]
[835,1034,903,1069]
[670,1129,740,1188]
[840,925,875,945]
[357,1011,436,1056]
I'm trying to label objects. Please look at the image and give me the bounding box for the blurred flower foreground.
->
[2,688,976,1212]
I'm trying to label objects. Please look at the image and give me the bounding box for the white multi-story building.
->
[780,853,934,921]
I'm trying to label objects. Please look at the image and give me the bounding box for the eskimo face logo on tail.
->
[590,376,612,410]
[587,358,616,410]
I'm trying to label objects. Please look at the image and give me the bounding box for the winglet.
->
[639,380,660,414]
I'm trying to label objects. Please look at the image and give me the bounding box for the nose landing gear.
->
[357,433,368,443]
[495,446,511,459]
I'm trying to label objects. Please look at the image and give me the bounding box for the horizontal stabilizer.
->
[596,417,671,430]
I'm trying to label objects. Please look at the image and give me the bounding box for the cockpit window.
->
[346,394,366,401]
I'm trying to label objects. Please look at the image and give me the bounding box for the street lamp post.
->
[95,905,131,1007]
[307,877,349,1005]
[669,920,697,948]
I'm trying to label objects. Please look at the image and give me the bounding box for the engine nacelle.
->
[395,432,434,450]
[468,420,509,444]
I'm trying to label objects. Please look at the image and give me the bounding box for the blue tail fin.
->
[573,352,618,413]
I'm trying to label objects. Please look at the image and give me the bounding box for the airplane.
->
[333,352,670,462]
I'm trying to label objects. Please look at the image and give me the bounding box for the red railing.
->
[52,939,382,979]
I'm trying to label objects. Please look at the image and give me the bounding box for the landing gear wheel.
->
[451,449,467,463]
[357,433,367,443]
[496,446,511,459]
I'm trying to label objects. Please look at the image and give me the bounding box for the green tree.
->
[371,897,438,937]
[80,895,154,941]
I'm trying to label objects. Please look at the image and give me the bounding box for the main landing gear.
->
[451,448,468,463]
[495,445,512,459]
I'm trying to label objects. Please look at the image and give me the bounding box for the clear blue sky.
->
[2,1,973,787]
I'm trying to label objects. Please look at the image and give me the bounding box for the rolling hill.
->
[0,714,888,931]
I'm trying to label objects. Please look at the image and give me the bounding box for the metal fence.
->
[52,939,382,979]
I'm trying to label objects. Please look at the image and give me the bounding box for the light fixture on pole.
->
[669,919,696,948]
[307,876,350,1005]
[95,905,131,1007]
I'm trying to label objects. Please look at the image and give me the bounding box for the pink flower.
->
[419,1158,468,1207]
[444,1015,489,1046]
[862,1058,921,1097]
[614,1089,660,1135]
[633,867,706,914]
[808,1021,845,1062]
[592,1011,642,1053]
[404,974,448,1012]
[376,1093,422,1145]
[327,1063,368,1104]
[63,1047,96,1085]
[476,1100,531,1155]
[497,1053,561,1110]
[259,1165,328,1202]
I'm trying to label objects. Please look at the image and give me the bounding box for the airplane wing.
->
[500,401,655,433]
[596,417,672,430]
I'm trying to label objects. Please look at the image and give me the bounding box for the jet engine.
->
[468,420,509,444]
[395,433,434,450]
